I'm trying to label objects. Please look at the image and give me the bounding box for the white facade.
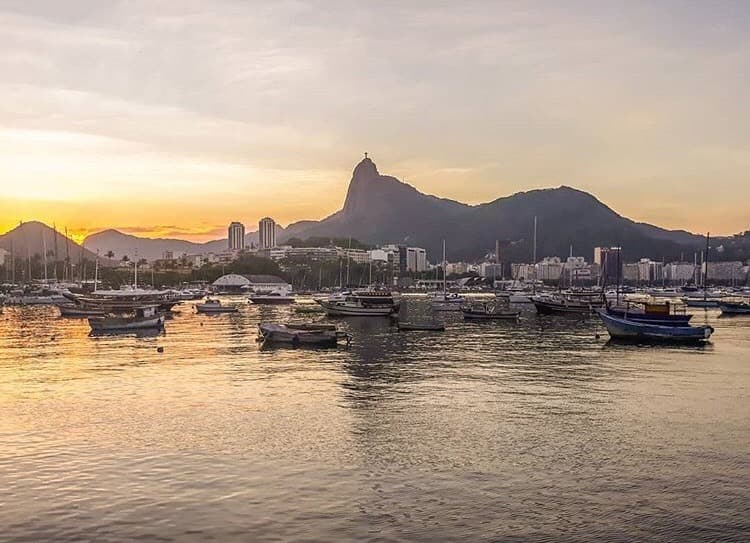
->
[338,248,370,264]
[664,262,696,283]
[0,248,9,267]
[405,247,427,272]
[258,217,276,249]
[228,222,245,251]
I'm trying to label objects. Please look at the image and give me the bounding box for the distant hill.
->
[0,221,117,267]
[282,157,708,262]
[84,225,285,261]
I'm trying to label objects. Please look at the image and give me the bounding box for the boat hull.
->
[248,297,296,305]
[463,311,520,320]
[258,323,346,346]
[196,305,238,313]
[58,305,106,317]
[606,308,691,327]
[597,310,713,343]
[88,315,165,332]
[532,298,598,315]
[317,300,395,317]
[719,303,750,315]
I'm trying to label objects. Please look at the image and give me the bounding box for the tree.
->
[105,250,115,259]
[121,255,130,263]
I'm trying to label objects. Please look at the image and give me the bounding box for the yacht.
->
[315,289,400,316]
[248,288,296,305]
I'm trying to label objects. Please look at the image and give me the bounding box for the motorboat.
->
[719,301,750,315]
[462,303,521,320]
[195,299,239,313]
[315,289,399,316]
[88,306,165,332]
[258,323,351,347]
[430,292,467,312]
[248,288,296,305]
[605,301,692,327]
[65,288,180,313]
[647,287,683,298]
[597,309,713,343]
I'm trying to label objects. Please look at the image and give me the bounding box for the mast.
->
[94,251,99,292]
[64,226,71,282]
[345,237,351,287]
[134,249,138,289]
[42,231,48,284]
[442,239,447,296]
[703,232,710,301]
[532,216,537,294]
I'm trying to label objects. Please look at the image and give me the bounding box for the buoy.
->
[157,346,164,353]
[50,336,55,341]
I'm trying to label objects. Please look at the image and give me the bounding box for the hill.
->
[281,157,707,262]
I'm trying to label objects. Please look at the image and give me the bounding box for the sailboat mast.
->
[442,239,447,295]
[94,251,99,292]
[532,216,537,295]
[345,237,351,287]
[134,249,138,289]
[42,232,48,284]
[703,232,710,301]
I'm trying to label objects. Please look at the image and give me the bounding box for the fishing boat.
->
[315,289,399,316]
[195,299,239,314]
[605,301,691,326]
[258,323,351,347]
[719,301,750,315]
[597,309,713,343]
[57,304,106,317]
[64,288,180,312]
[88,306,165,332]
[462,303,520,321]
[248,288,296,305]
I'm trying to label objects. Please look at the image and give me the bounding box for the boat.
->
[294,304,326,314]
[64,288,180,312]
[195,299,239,313]
[88,306,165,332]
[605,301,691,327]
[315,289,399,316]
[396,321,446,331]
[597,309,713,343]
[719,301,750,315]
[258,323,351,347]
[647,287,683,298]
[57,304,106,317]
[462,302,520,320]
[683,297,721,308]
[532,292,603,315]
[430,240,466,311]
[248,288,296,305]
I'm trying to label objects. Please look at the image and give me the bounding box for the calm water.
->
[1,296,748,542]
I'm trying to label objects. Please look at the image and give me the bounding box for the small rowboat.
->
[597,309,713,343]
[196,299,239,313]
[88,306,165,332]
[397,321,445,332]
[258,323,351,347]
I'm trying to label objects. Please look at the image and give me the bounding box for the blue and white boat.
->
[597,309,713,343]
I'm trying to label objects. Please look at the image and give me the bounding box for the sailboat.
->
[431,240,466,311]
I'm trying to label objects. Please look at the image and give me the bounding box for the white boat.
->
[316,290,399,316]
[195,299,239,313]
[88,306,165,332]
[248,288,296,305]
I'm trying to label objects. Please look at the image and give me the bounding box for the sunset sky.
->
[1,1,749,242]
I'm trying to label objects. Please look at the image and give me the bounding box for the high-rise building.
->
[258,217,276,249]
[228,222,245,251]
[594,247,622,284]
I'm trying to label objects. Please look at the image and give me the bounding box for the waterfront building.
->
[622,263,639,283]
[405,247,427,272]
[706,261,746,284]
[636,259,664,284]
[0,248,9,267]
[338,248,371,264]
[212,273,291,294]
[446,262,469,275]
[536,257,563,282]
[258,217,276,249]
[664,262,696,284]
[228,222,245,251]
[368,245,428,273]
[479,262,503,279]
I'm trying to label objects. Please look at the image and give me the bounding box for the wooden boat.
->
[606,301,691,327]
[462,307,520,320]
[397,321,446,332]
[88,306,165,332]
[195,299,239,313]
[719,301,750,315]
[257,323,350,346]
[58,304,106,317]
[64,289,180,313]
[597,309,713,343]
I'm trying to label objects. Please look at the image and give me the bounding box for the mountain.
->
[0,221,118,267]
[282,157,708,262]
[83,225,285,261]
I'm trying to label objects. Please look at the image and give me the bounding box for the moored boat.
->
[606,301,691,327]
[462,303,520,321]
[248,288,296,305]
[258,323,350,346]
[57,304,106,317]
[719,301,750,315]
[195,299,239,313]
[316,289,399,316]
[88,306,165,332]
[597,309,713,343]
[532,293,603,315]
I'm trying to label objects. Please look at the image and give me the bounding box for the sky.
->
[1,0,749,243]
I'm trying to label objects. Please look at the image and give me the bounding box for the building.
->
[594,247,622,285]
[479,262,503,279]
[338,248,370,264]
[446,262,469,275]
[405,247,427,272]
[228,222,245,251]
[706,261,745,284]
[622,263,639,283]
[635,259,664,284]
[258,217,276,249]
[664,262,697,284]
[212,273,291,293]
[536,257,564,281]
[0,248,9,267]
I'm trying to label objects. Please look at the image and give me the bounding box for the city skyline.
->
[2,2,750,241]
